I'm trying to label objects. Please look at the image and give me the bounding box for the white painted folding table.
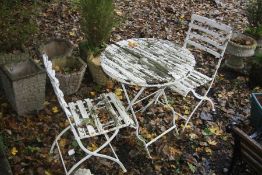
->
[101,38,196,156]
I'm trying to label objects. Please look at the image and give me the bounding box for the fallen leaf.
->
[207,139,217,146]
[59,139,67,148]
[205,147,212,154]
[209,125,223,136]
[69,31,75,36]
[128,40,138,48]
[52,106,59,113]
[90,91,96,96]
[88,143,98,152]
[45,170,52,175]
[11,147,18,156]
[184,109,190,115]
[114,88,122,96]
[189,133,198,139]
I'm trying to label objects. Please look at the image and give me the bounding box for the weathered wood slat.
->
[186,40,221,58]
[85,99,103,134]
[188,23,226,42]
[192,14,232,32]
[102,58,147,84]
[68,102,86,138]
[103,45,165,82]
[188,32,224,50]
[100,38,200,88]
[107,93,134,126]
[111,39,196,84]
[169,70,212,96]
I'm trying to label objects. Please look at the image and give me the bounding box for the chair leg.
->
[191,90,215,111]
[205,96,215,112]
[182,99,204,132]
[50,125,72,154]
[72,129,127,173]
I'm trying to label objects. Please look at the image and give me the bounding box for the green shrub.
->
[245,0,262,37]
[0,1,38,52]
[79,0,116,56]
[255,52,262,64]
[246,24,262,38]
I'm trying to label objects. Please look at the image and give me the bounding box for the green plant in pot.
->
[245,0,262,54]
[78,0,116,85]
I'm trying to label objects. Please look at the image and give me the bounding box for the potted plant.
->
[225,33,257,70]
[40,39,87,95]
[52,56,87,95]
[0,59,46,115]
[245,0,262,55]
[250,93,262,131]
[78,0,116,85]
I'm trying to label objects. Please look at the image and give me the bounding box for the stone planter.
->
[39,39,74,59]
[87,54,109,86]
[225,33,257,70]
[0,53,29,90]
[79,42,109,85]
[250,93,262,132]
[53,57,87,95]
[0,59,46,115]
[226,33,257,57]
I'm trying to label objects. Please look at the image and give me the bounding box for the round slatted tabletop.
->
[101,38,196,87]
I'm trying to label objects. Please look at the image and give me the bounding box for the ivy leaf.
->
[202,128,213,136]
[187,163,196,173]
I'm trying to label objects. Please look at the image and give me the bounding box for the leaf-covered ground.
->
[0,0,261,175]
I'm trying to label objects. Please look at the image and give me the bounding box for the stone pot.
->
[87,54,109,86]
[79,42,109,85]
[0,59,46,115]
[39,38,74,59]
[0,52,29,91]
[52,56,87,95]
[225,33,257,70]
[226,33,257,57]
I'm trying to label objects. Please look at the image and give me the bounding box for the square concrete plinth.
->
[0,59,46,115]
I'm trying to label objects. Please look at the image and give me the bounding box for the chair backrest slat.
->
[184,14,232,59]
[188,32,224,50]
[191,14,232,32]
[186,40,221,58]
[188,23,226,42]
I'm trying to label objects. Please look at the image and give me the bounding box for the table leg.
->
[121,84,183,155]
[121,84,152,157]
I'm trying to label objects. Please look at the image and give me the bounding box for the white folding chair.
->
[169,14,232,131]
[42,54,135,175]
